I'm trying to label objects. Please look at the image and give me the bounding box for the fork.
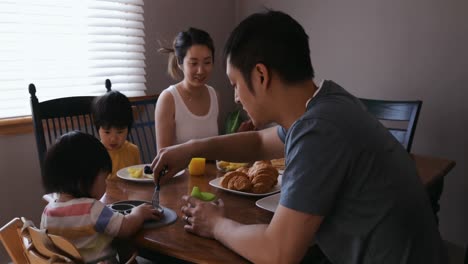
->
[150,166,167,209]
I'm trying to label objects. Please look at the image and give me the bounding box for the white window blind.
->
[0,0,146,119]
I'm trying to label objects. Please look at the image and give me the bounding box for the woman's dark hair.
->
[42,131,112,198]
[223,10,314,92]
[159,27,215,80]
[92,90,133,131]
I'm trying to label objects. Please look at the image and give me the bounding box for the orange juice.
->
[189,157,206,175]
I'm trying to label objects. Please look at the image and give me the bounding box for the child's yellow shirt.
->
[107,140,141,180]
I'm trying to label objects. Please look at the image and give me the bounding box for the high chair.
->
[0,217,137,264]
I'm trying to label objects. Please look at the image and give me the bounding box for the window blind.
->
[0,0,146,119]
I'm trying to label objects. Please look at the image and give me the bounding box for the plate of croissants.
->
[209,160,281,196]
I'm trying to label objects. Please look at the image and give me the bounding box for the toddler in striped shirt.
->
[40,131,162,263]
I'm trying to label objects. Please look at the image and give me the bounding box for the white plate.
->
[117,164,185,182]
[255,193,280,212]
[208,177,281,197]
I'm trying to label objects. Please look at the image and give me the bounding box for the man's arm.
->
[152,126,284,178]
[182,198,322,264]
[189,126,284,162]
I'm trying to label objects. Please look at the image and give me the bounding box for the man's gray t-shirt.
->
[278,80,446,264]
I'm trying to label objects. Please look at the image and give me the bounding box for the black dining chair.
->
[359,98,422,152]
[29,84,98,172]
[128,95,159,164]
[30,79,159,172]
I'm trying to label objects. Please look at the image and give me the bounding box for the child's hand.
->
[131,203,163,221]
[118,203,164,237]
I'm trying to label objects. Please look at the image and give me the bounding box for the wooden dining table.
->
[101,154,455,264]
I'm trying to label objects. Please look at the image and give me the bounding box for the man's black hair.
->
[224,10,314,92]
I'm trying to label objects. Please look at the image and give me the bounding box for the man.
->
[151,10,446,264]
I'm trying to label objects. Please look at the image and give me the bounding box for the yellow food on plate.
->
[127,167,143,178]
[270,158,285,170]
[217,161,249,172]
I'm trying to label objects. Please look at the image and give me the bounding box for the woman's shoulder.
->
[159,85,177,101]
[205,85,219,101]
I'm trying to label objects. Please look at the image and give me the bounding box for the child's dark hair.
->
[42,131,112,198]
[159,27,215,80]
[92,90,133,131]
[223,10,314,93]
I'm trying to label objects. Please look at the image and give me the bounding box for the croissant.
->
[220,161,279,194]
[221,171,252,191]
[248,164,278,181]
[236,166,249,174]
[228,174,252,191]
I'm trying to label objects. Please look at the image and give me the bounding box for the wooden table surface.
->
[103,163,269,264]
[101,154,456,264]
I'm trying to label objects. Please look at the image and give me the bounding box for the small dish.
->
[255,193,280,212]
[208,176,281,197]
[109,200,164,214]
[109,203,135,215]
[117,165,185,182]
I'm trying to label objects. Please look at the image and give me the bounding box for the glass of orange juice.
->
[188,157,206,176]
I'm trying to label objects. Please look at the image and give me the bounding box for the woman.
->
[156,28,219,152]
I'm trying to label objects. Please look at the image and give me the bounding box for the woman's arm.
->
[155,90,176,153]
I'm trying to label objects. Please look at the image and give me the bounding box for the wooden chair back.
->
[0,218,30,263]
[1,217,137,264]
[0,217,79,263]
[359,98,422,152]
[25,223,80,263]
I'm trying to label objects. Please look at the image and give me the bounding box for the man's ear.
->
[254,63,269,88]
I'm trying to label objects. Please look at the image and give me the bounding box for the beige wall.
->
[0,1,237,261]
[236,0,468,247]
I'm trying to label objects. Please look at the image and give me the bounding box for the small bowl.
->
[109,203,135,215]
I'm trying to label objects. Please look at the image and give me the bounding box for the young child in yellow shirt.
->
[92,91,141,180]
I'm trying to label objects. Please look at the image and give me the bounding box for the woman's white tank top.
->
[168,85,219,145]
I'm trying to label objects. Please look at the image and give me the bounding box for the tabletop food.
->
[219,161,279,194]
[189,157,206,175]
[127,167,152,179]
[191,186,216,201]
[270,158,285,171]
[216,160,249,172]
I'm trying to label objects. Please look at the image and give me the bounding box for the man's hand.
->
[237,119,256,132]
[180,195,225,238]
[151,143,193,184]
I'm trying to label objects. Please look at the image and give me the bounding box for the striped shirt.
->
[41,197,124,263]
